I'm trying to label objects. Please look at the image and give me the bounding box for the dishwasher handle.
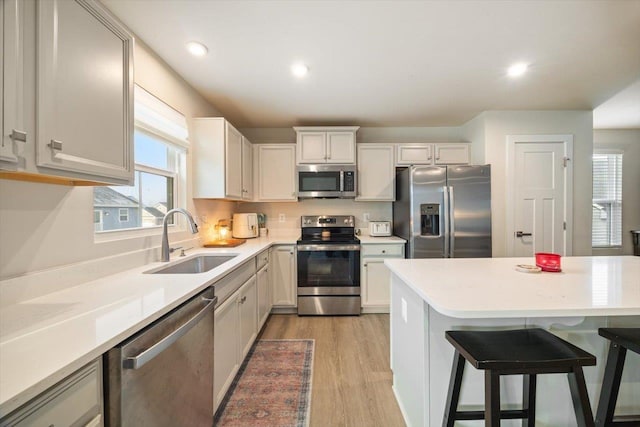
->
[123,295,217,370]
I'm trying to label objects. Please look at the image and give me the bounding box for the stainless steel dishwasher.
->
[105,287,216,427]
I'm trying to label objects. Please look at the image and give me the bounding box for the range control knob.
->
[344,219,349,224]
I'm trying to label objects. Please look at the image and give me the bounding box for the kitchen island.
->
[385,256,640,427]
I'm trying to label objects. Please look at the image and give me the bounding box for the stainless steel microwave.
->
[297,164,357,198]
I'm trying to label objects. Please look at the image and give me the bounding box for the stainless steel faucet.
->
[161,208,199,262]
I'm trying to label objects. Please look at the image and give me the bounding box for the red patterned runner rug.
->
[214,339,315,427]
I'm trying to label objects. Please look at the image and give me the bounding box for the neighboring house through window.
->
[93,85,188,233]
[592,152,623,247]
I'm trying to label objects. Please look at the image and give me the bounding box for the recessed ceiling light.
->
[186,41,208,57]
[507,62,528,78]
[291,63,309,78]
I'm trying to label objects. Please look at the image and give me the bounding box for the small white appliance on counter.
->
[232,213,258,238]
[369,221,392,237]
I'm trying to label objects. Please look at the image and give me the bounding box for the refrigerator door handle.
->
[443,186,449,258]
[449,186,455,258]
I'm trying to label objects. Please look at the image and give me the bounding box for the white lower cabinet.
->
[256,263,271,330]
[213,290,240,412]
[270,245,297,308]
[213,272,259,412]
[238,276,257,360]
[361,243,405,313]
[1,359,103,427]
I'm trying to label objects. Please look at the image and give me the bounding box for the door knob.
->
[515,231,532,237]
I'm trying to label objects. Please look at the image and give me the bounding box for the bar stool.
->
[443,328,597,427]
[595,328,640,427]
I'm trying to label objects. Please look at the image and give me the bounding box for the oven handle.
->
[297,244,361,252]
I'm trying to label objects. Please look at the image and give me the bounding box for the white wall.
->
[0,41,229,279]
[481,111,594,257]
[593,129,640,256]
[461,112,486,164]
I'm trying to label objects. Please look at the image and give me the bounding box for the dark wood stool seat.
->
[595,328,640,427]
[443,328,597,427]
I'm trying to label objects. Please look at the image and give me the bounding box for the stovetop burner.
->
[298,215,358,245]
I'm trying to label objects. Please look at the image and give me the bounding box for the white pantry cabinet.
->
[396,143,470,166]
[192,118,253,200]
[254,144,297,201]
[1,359,103,427]
[1,0,135,186]
[294,126,359,164]
[270,245,297,308]
[361,243,405,313]
[356,144,395,201]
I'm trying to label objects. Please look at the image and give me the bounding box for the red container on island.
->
[535,252,562,272]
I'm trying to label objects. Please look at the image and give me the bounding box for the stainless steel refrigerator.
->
[393,165,492,258]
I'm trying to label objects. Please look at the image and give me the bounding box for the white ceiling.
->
[102,0,640,128]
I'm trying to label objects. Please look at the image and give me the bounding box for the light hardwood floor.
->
[259,314,406,427]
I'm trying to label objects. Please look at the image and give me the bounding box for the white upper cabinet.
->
[434,143,470,165]
[396,143,469,166]
[0,0,134,185]
[1,0,24,167]
[254,144,297,201]
[192,118,253,200]
[356,144,395,201]
[242,137,253,200]
[294,126,358,164]
[396,144,433,165]
[224,123,243,199]
[35,0,134,184]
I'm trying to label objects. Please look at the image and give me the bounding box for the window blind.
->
[134,85,189,148]
[592,153,622,247]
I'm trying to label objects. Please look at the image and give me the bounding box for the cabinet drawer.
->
[256,250,269,270]
[214,260,255,307]
[361,244,404,257]
[3,359,102,427]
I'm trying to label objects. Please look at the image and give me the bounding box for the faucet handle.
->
[169,246,183,254]
[180,247,194,257]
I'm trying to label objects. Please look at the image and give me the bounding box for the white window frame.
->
[94,210,103,232]
[118,208,129,223]
[592,150,623,248]
[94,85,188,242]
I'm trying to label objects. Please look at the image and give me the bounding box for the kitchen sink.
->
[144,255,237,274]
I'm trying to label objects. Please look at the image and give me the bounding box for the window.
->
[94,85,188,233]
[592,152,622,247]
[119,208,129,223]
[94,210,103,232]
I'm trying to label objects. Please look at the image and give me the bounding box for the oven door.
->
[297,244,360,295]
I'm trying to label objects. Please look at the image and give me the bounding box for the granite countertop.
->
[385,256,640,319]
[0,235,297,417]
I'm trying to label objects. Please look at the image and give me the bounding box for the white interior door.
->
[507,135,573,257]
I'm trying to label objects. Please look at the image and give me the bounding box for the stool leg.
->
[568,366,595,427]
[443,351,466,427]
[485,371,501,427]
[522,374,536,427]
[595,342,627,427]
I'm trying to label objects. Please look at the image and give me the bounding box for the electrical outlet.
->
[278,213,286,223]
[364,213,370,222]
[401,298,408,323]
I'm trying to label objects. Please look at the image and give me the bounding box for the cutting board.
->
[203,239,246,248]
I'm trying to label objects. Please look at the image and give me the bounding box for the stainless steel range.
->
[297,215,360,316]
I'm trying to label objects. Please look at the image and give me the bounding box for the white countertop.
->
[0,235,297,417]
[385,256,640,319]
[357,235,406,244]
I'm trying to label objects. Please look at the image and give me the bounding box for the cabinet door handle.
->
[382,250,386,253]
[48,139,63,150]
[10,129,27,142]
[364,263,367,267]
